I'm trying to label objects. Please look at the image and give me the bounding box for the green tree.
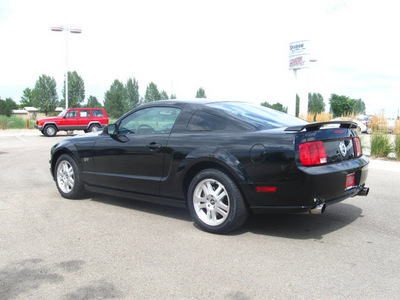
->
[295,94,300,117]
[353,99,366,115]
[20,88,35,108]
[261,101,288,113]
[195,87,206,98]
[144,82,161,103]
[308,93,325,120]
[104,80,127,118]
[86,95,102,108]
[170,93,177,99]
[329,94,356,117]
[126,78,140,110]
[0,98,18,117]
[160,90,169,100]
[32,74,59,115]
[61,71,85,108]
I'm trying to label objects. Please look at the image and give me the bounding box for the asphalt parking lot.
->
[1,130,400,299]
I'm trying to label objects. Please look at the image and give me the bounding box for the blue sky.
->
[0,0,399,117]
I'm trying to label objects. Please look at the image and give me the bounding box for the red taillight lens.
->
[354,137,362,157]
[299,141,327,166]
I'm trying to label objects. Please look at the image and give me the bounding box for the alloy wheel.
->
[56,160,75,194]
[192,178,230,226]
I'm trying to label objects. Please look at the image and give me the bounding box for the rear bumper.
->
[243,155,369,211]
[250,183,368,214]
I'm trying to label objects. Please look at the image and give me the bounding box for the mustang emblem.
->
[339,141,347,157]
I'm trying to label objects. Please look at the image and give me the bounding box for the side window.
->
[92,110,104,117]
[119,107,181,135]
[79,110,90,118]
[187,111,242,131]
[65,110,78,118]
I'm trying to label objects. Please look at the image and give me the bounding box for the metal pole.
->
[65,28,69,109]
[294,68,309,120]
[51,26,81,110]
[292,69,298,117]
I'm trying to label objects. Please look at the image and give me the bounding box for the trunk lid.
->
[286,121,361,165]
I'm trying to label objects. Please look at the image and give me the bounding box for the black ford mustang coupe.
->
[50,100,369,233]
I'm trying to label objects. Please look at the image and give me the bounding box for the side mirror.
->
[106,124,118,135]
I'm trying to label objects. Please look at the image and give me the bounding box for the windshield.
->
[58,109,67,117]
[207,102,308,129]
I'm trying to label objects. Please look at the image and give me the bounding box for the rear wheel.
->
[43,125,57,137]
[188,169,248,234]
[88,124,101,132]
[54,154,85,199]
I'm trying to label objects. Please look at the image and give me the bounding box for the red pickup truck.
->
[35,108,109,136]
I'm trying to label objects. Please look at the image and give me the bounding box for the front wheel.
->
[54,154,85,199]
[188,169,248,234]
[43,125,57,137]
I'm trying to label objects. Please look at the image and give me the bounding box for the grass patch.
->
[370,131,392,157]
[0,115,36,129]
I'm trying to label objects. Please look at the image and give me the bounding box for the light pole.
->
[293,58,318,118]
[51,26,82,109]
[289,40,315,118]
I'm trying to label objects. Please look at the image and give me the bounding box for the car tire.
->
[88,124,101,132]
[43,125,57,137]
[54,154,85,199]
[187,169,248,234]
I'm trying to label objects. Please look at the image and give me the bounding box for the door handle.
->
[147,142,162,150]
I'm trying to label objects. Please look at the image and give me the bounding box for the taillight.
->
[354,137,362,157]
[299,141,327,166]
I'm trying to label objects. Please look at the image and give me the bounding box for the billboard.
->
[289,40,310,70]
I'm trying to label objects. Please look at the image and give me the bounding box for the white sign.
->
[289,40,310,70]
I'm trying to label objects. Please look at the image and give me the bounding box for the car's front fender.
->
[50,136,97,179]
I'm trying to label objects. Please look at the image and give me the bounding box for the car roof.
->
[141,99,248,107]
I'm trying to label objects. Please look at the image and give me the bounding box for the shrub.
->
[370,113,388,133]
[370,131,392,157]
[306,112,333,122]
[394,119,400,135]
[396,133,400,160]
[358,134,369,152]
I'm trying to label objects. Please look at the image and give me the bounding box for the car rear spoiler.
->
[285,121,358,132]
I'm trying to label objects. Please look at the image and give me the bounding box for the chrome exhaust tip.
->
[309,204,326,214]
[357,187,369,196]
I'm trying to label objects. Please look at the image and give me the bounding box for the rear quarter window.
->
[207,102,308,129]
[92,110,105,117]
[187,111,244,131]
